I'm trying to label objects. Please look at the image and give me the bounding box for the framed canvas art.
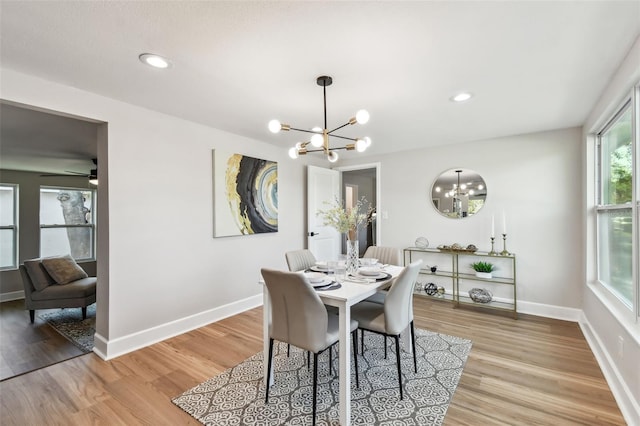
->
[213,150,278,237]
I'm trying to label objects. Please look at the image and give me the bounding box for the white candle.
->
[502,211,507,234]
[491,215,495,238]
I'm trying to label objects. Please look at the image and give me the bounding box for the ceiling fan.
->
[41,158,98,185]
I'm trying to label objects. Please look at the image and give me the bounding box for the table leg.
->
[263,288,273,387]
[338,303,351,426]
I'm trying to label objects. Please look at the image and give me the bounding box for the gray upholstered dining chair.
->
[350,259,422,400]
[362,245,402,266]
[285,249,317,272]
[261,268,359,426]
[362,245,403,305]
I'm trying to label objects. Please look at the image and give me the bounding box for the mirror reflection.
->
[431,168,487,218]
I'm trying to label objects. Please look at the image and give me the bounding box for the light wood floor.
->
[0,300,85,381]
[0,297,625,425]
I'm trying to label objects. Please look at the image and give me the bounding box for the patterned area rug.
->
[173,328,472,425]
[38,304,96,353]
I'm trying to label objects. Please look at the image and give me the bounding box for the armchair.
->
[19,255,97,323]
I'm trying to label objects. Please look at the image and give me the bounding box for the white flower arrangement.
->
[316,196,375,238]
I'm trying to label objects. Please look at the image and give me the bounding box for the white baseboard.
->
[579,314,640,426]
[1,290,25,303]
[96,294,263,361]
[516,299,582,322]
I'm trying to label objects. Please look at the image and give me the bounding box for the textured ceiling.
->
[1,1,639,173]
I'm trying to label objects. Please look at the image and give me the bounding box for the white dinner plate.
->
[309,265,329,272]
[355,271,391,280]
[310,278,334,288]
[304,272,326,283]
[358,267,382,276]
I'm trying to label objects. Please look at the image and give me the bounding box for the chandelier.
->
[268,75,371,162]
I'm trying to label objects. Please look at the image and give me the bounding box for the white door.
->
[307,165,341,261]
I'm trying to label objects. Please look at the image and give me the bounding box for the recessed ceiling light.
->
[139,53,171,69]
[451,92,473,102]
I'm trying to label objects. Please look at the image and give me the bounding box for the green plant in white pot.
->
[471,261,495,279]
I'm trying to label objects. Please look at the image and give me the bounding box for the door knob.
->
[309,231,320,237]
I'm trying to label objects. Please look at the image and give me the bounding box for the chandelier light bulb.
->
[478,184,484,190]
[268,119,282,133]
[460,184,467,190]
[469,189,475,195]
[327,151,339,163]
[310,133,324,147]
[363,136,372,147]
[355,109,370,124]
[288,147,299,159]
[355,138,367,152]
[435,187,441,193]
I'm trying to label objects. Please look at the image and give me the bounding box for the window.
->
[40,187,96,261]
[596,97,636,309]
[0,184,18,270]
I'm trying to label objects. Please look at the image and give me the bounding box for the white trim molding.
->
[517,300,582,322]
[0,290,25,303]
[580,312,640,426]
[94,294,263,360]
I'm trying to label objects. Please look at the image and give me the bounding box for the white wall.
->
[342,127,584,315]
[582,35,640,425]
[1,68,309,358]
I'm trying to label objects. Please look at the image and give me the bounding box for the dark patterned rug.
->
[38,304,96,353]
[173,328,472,425]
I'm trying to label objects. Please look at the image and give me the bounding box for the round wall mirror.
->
[430,168,487,218]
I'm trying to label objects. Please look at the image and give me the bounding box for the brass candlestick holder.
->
[500,233,511,256]
[488,237,497,256]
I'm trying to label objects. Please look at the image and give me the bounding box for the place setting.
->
[303,271,341,291]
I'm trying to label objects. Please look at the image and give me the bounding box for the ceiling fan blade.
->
[40,173,90,177]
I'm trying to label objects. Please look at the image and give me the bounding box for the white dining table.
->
[260,264,404,426]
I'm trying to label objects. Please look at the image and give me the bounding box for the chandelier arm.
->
[288,127,322,135]
[305,146,351,153]
[327,122,351,134]
[328,134,358,142]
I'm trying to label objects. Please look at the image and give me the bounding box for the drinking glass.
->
[335,261,346,283]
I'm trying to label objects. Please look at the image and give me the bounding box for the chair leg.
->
[352,330,359,388]
[312,352,319,426]
[361,329,365,353]
[29,310,35,324]
[287,344,290,357]
[410,321,417,373]
[265,338,274,403]
[82,306,87,320]
[385,336,388,359]
[394,335,403,400]
[329,345,333,375]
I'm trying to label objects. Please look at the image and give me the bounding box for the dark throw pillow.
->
[24,259,57,291]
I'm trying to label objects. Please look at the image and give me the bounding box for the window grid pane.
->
[600,106,632,206]
[597,208,633,306]
[0,184,17,269]
[40,188,95,260]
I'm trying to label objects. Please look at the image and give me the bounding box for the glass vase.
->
[346,239,359,276]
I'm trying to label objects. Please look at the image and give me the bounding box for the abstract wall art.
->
[213,150,278,237]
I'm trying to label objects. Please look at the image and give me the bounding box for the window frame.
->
[594,87,639,319]
[39,186,96,262]
[0,183,18,270]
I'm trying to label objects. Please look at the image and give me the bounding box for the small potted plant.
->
[471,261,495,279]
